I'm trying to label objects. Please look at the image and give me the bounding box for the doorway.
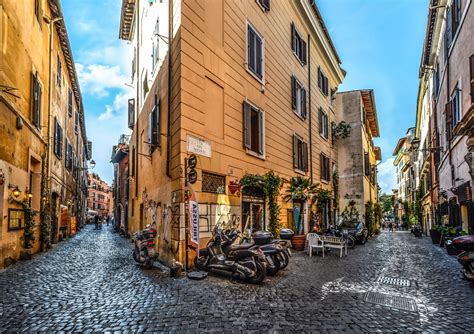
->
[242,201,265,232]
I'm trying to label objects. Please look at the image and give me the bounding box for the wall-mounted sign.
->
[187,134,211,158]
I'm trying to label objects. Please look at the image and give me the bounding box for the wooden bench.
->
[319,236,347,258]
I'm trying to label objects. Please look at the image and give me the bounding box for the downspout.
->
[307,34,313,184]
[135,0,140,197]
[166,0,173,178]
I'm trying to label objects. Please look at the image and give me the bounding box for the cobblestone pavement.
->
[1,226,473,333]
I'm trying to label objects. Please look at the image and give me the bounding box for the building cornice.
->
[119,0,136,41]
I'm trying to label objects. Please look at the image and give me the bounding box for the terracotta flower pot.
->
[291,234,306,251]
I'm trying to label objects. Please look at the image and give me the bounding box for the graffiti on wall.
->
[198,203,241,237]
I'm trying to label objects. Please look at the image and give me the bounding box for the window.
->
[152,19,159,72]
[291,23,307,64]
[320,154,330,181]
[318,67,329,96]
[256,0,270,11]
[128,99,135,129]
[148,97,161,154]
[74,111,79,134]
[65,140,72,171]
[57,54,62,87]
[202,172,226,194]
[291,76,307,119]
[247,23,264,80]
[8,209,25,230]
[364,152,370,176]
[54,118,63,158]
[243,101,264,155]
[451,87,461,128]
[293,134,308,172]
[434,62,440,97]
[319,108,329,139]
[451,0,462,38]
[31,72,42,129]
[68,89,73,117]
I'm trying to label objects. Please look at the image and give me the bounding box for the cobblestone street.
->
[0,225,473,332]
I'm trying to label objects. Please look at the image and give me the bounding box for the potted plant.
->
[283,176,319,251]
[429,225,442,244]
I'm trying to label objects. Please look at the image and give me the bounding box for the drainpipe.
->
[166,0,173,178]
[307,34,313,184]
[135,0,140,197]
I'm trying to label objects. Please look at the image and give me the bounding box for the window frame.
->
[57,54,62,88]
[243,100,265,158]
[74,111,79,134]
[202,172,226,194]
[451,86,461,128]
[148,97,161,154]
[291,75,307,120]
[318,67,329,96]
[256,0,270,12]
[291,23,307,65]
[320,153,330,182]
[54,118,63,159]
[293,134,308,174]
[319,108,329,140]
[31,72,42,129]
[246,21,265,83]
[8,208,26,231]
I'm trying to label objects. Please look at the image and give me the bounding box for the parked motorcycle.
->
[411,224,422,238]
[452,235,474,282]
[132,225,158,269]
[194,224,267,284]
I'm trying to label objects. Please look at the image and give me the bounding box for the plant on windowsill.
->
[332,121,351,140]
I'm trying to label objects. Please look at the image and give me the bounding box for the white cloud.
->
[377,157,397,194]
[98,90,133,121]
[76,63,129,97]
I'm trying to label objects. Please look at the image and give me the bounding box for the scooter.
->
[194,224,267,284]
[452,235,474,282]
[132,224,158,269]
[411,224,422,238]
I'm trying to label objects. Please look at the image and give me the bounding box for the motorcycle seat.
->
[229,242,254,251]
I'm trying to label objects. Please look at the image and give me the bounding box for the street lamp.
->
[76,160,96,171]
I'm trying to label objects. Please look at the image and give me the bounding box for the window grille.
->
[202,172,226,194]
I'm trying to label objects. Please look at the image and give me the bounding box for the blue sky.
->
[62,0,429,193]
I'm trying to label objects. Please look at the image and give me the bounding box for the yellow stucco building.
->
[0,0,90,267]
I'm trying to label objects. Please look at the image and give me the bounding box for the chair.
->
[307,233,324,257]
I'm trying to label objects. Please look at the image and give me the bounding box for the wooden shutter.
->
[68,89,73,116]
[446,6,452,50]
[54,118,58,156]
[263,0,270,11]
[320,154,323,180]
[318,68,322,90]
[59,125,63,158]
[291,76,296,109]
[257,110,264,154]
[243,102,251,149]
[470,55,474,103]
[291,23,295,52]
[301,88,307,119]
[445,101,452,141]
[148,111,153,152]
[128,99,135,129]
[293,135,298,169]
[156,99,161,147]
[256,35,262,78]
[37,81,42,128]
[301,39,307,64]
[319,109,323,135]
[248,27,255,72]
[303,141,308,172]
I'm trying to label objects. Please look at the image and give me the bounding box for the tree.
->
[380,193,394,215]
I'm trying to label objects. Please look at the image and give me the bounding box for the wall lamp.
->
[8,184,21,198]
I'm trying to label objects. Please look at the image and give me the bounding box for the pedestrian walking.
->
[389,221,393,232]
[106,216,110,226]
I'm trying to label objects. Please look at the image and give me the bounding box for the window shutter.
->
[256,35,262,78]
[320,154,323,180]
[470,55,474,103]
[291,76,296,109]
[445,101,452,141]
[257,110,264,154]
[446,6,452,50]
[248,27,254,72]
[303,141,308,172]
[128,99,135,129]
[54,118,58,155]
[291,23,295,52]
[37,81,42,128]
[319,109,323,135]
[148,111,153,152]
[243,102,251,149]
[59,126,63,158]
[156,99,161,147]
[302,88,307,119]
[318,68,322,90]
[68,89,73,117]
[293,135,298,169]
[264,0,270,11]
[301,39,307,64]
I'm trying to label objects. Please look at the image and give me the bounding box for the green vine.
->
[332,170,339,211]
[40,155,51,249]
[9,197,37,249]
[239,172,283,237]
[365,201,374,237]
[332,121,351,140]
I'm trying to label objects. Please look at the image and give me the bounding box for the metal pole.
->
[184,157,189,271]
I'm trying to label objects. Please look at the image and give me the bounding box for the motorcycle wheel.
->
[132,248,140,263]
[464,260,474,282]
[279,251,290,270]
[266,254,280,276]
[246,259,266,284]
[194,255,208,271]
[361,236,367,245]
[346,236,356,249]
